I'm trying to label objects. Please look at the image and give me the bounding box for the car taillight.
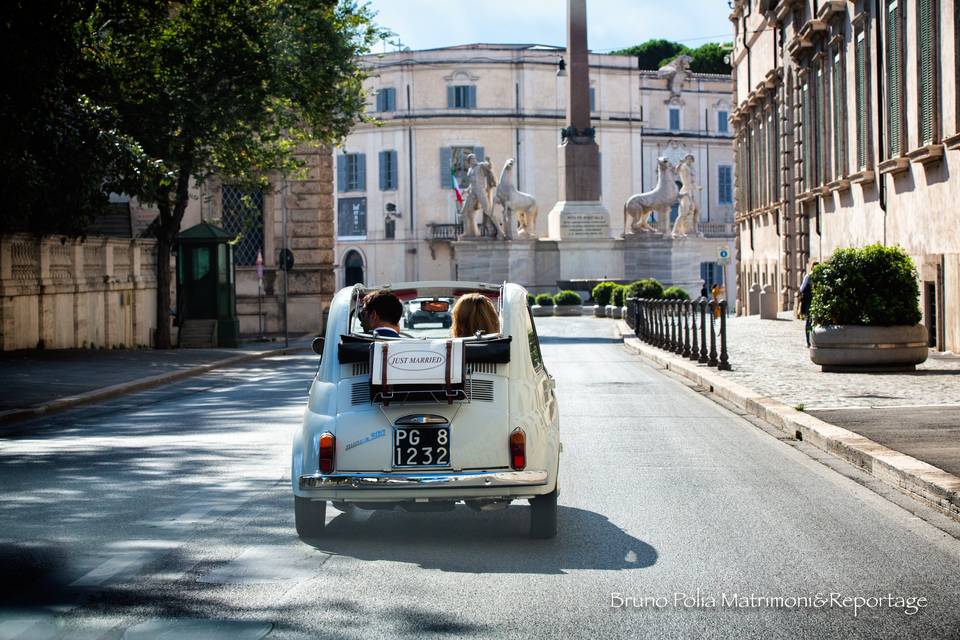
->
[509,429,526,470]
[319,432,335,474]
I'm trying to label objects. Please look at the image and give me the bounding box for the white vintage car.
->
[292,281,561,538]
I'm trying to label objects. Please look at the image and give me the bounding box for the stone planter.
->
[553,304,583,317]
[531,304,553,317]
[593,305,606,318]
[810,324,929,372]
[620,306,628,319]
[604,304,616,318]
[610,305,622,319]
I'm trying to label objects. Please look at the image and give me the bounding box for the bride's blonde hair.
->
[451,293,500,338]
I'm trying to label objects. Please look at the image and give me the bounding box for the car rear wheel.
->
[529,488,557,539]
[295,496,327,538]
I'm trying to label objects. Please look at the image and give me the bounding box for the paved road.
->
[1,317,959,639]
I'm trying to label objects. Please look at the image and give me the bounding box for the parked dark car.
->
[404,298,453,329]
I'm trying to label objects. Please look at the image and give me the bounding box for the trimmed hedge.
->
[527,293,536,307]
[591,281,618,306]
[535,293,555,307]
[809,244,921,326]
[553,290,582,306]
[611,284,626,307]
[627,278,664,300]
[662,286,691,300]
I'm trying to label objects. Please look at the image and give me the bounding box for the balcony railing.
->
[697,222,736,237]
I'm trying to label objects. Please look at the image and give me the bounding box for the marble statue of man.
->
[460,153,498,238]
[671,154,700,238]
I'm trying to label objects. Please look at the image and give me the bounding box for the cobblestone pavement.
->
[722,313,960,410]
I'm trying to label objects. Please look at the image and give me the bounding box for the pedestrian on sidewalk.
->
[798,261,819,347]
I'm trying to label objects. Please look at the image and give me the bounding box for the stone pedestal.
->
[547,200,610,240]
[453,239,558,289]
[622,234,734,297]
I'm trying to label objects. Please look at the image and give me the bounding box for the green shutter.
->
[918,0,936,145]
[833,52,844,178]
[886,0,902,157]
[440,147,452,187]
[855,33,867,169]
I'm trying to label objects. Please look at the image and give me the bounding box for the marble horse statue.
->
[623,157,679,235]
[671,154,700,239]
[494,158,539,239]
[460,154,503,239]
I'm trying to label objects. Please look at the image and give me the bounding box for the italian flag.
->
[451,167,463,207]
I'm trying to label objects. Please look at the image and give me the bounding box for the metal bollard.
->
[718,300,731,370]
[708,300,718,367]
[669,301,678,352]
[698,300,709,364]
[689,300,699,361]
[674,301,684,355]
[634,298,640,339]
[681,301,691,357]
[656,300,665,348]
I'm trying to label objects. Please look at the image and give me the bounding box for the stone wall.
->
[0,234,158,350]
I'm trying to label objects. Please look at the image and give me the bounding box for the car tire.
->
[295,496,327,538]
[529,488,558,539]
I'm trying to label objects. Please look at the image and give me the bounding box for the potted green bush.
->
[610,285,626,319]
[808,244,927,371]
[532,292,555,317]
[553,290,583,316]
[591,281,618,318]
[624,278,663,322]
[662,286,691,300]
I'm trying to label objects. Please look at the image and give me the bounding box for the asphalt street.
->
[2,317,959,639]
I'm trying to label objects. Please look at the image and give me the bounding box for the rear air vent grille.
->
[351,381,371,405]
[352,361,370,377]
[469,379,495,402]
[467,362,498,375]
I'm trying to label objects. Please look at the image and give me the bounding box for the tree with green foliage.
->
[80,0,384,347]
[611,39,688,71]
[687,42,732,75]
[613,38,731,75]
[0,1,145,235]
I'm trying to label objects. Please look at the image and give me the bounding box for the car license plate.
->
[393,426,450,467]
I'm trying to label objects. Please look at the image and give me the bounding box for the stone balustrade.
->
[0,234,158,350]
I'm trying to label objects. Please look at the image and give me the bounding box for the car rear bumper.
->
[298,469,548,492]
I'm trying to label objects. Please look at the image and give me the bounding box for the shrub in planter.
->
[627,278,664,300]
[553,290,583,316]
[808,244,926,371]
[535,293,555,307]
[553,290,582,305]
[527,293,536,307]
[611,285,626,307]
[662,286,691,300]
[591,281,618,306]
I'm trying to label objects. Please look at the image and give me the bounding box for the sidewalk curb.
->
[0,345,310,428]
[615,320,960,523]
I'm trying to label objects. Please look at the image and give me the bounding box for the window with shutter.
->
[917,0,937,145]
[340,154,365,192]
[833,51,846,179]
[376,88,396,112]
[589,87,596,112]
[817,65,829,185]
[855,31,868,169]
[379,150,397,191]
[768,106,778,202]
[758,119,767,206]
[718,165,733,204]
[886,0,903,157]
[718,111,729,134]
[802,82,811,191]
[669,108,681,131]
[449,85,476,109]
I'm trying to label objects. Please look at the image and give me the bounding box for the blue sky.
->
[364,0,734,53]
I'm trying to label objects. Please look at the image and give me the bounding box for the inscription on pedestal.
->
[560,212,609,239]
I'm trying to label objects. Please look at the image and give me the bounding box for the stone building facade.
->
[133,146,337,338]
[730,0,960,352]
[334,44,735,290]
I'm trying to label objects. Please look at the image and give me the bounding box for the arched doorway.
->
[344,250,364,287]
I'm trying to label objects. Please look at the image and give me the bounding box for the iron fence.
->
[634,298,731,371]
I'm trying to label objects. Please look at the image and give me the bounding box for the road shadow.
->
[302,504,657,575]
[538,336,623,345]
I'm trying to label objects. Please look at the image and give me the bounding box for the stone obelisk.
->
[547,0,611,240]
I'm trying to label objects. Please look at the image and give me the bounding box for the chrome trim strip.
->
[394,414,449,425]
[299,469,547,490]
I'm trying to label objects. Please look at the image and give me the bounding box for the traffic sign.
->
[718,247,731,264]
